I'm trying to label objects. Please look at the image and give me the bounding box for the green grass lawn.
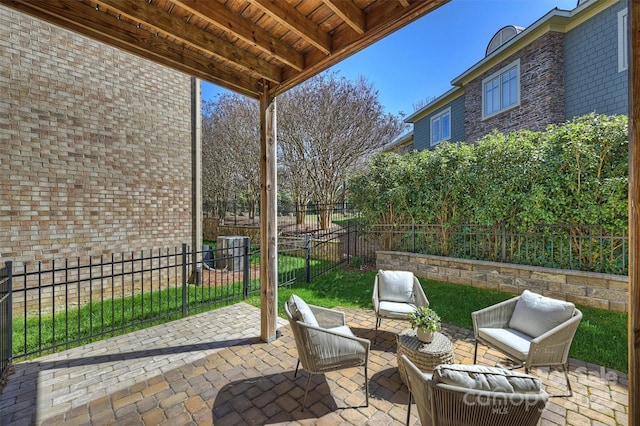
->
[246,268,628,373]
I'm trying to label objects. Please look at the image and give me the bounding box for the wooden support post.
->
[260,80,278,342]
[191,77,203,279]
[630,1,639,423]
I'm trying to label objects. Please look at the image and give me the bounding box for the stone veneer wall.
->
[377,251,628,313]
[0,6,194,264]
[464,32,565,143]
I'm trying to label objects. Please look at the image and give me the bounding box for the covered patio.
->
[0,303,628,425]
[2,0,639,424]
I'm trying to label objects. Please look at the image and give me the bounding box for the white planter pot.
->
[416,328,434,343]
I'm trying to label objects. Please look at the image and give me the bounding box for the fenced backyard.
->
[0,203,630,381]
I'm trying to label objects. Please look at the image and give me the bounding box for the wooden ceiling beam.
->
[7,0,262,98]
[97,0,282,84]
[323,0,365,35]
[274,0,450,97]
[171,0,304,72]
[248,0,332,55]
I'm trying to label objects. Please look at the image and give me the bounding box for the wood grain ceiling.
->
[4,0,449,99]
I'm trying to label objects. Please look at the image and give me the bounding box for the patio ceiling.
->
[4,0,449,99]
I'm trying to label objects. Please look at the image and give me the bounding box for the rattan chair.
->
[472,290,583,396]
[285,295,370,411]
[401,355,549,426]
[372,270,429,341]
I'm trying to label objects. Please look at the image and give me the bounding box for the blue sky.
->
[202,0,578,117]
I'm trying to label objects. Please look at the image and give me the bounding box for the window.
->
[430,108,451,146]
[618,8,628,72]
[482,60,520,119]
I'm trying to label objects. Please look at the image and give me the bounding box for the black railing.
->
[3,213,627,375]
[0,261,11,379]
[360,223,628,275]
[3,223,359,365]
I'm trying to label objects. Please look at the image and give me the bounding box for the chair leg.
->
[406,391,412,426]
[295,359,300,377]
[473,340,478,363]
[563,363,573,397]
[364,365,369,407]
[301,372,312,412]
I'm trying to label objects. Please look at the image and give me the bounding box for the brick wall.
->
[0,6,194,264]
[464,32,565,143]
[377,251,628,312]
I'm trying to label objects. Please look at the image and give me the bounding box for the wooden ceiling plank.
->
[97,0,282,83]
[248,0,332,55]
[323,0,365,35]
[171,0,304,71]
[8,0,261,98]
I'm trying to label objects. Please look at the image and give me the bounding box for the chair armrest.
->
[372,275,380,312]
[309,304,346,328]
[300,322,370,369]
[472,297,519,336]
[527,308,582,367]
[412,277,430,308]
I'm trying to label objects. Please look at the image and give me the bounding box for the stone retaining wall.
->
[376,251,628,312]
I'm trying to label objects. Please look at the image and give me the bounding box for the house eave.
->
[404,87,463,123]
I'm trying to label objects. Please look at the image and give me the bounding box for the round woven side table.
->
[396,329,454,385]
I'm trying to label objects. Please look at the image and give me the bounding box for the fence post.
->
[305,234,311,283]
[182,244,188,317]
[0,261,13,374]
[243,237,250,299]
[346,220,351,265]
[412,223,416,253]
[501,222,507,263]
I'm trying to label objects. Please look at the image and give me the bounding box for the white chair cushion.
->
[477,327,532,360]
[378,301,417,319]
[433,364,542,394]
[288,294,319,327]
[509,290,575,338]
[377,270,414,303]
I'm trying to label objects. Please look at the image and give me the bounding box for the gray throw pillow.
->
[288,294,319,327]
[508,290,575,338]
[378,270,414,303]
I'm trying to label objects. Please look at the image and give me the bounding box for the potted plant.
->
[408,306,441,343]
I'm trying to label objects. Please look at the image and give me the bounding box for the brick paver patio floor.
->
[0,302,628,425]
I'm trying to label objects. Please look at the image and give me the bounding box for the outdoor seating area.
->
[0,301,628,425]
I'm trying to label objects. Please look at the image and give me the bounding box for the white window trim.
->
[618,8,628,72]
[481,59,521,120]
[430,107,451,146]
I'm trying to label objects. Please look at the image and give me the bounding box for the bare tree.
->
[278,73,405,229]
[202,93,260,222]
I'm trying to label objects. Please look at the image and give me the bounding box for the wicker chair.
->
[285,295,370,411]
[401,355,549,426]
[372,270,429,341]
[472,290,583,396]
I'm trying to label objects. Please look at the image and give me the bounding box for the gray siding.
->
[413,95,465,151]
[564,0,628,118]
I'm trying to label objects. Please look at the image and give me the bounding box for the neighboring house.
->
[0,6,196,263]
[384,130,415,154]
[396,0,628,152]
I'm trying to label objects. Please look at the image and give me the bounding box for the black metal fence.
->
[359,223,628,275]
[0,262,11,378]
[1,220,359,370]
[1,206,630,378]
